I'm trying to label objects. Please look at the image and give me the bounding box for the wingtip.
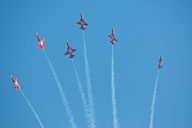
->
[10,74,12,77]
[36,32,38,35]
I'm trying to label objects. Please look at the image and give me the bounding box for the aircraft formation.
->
[11,12,163,89]
[10,12,163,128]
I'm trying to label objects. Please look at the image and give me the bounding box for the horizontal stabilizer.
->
[42,45,45,50]
[80,26,86,30]
[69,54,75,58]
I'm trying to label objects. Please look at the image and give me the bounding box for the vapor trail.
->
[19,90,44,128]
[111,46,120,128]
[71,59,92,128]
[43,51,77,128]
[149,70,160,128]
[82,31,96,128]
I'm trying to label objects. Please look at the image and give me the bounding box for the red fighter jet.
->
[158,55,163,69]
[64,41,76,59]
[10,75,20,90]
[77,13,88,30]
[36,33,45,50]
[109,28,117,45]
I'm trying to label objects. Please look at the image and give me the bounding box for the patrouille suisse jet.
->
[36,33,45,50]
[64,41,76,59]
[77,13,88,30]
[10,75,20,90]
[109,28,117,45]
[158,55,163,69]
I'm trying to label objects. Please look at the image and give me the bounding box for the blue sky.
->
[0,0,192,128]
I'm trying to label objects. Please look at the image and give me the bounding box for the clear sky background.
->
[0,0,192,128]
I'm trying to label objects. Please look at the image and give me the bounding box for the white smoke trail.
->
[19,90,44,128]
[111,45,120,128]
[149,70,160,128]
[71,59,92,128]
[82,31,96,128]
[43,51,77,128]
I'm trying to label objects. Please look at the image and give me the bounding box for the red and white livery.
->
[64,41,76,59]
[109,28,117,45]
[158,55,163,69]
[77,13,88,30]
[10,75,20,90]
[36,33,45,50]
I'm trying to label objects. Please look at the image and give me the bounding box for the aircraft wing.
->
[84,22,88,26]
[65,51,69,55]
[77,21,81,25]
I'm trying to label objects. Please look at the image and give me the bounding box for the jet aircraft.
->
[36,33,45,50]
[158,55,163,69]
[77,13,88,30]
[64,41,76,59]
[109,28,117,45]
[10,75,20,90]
